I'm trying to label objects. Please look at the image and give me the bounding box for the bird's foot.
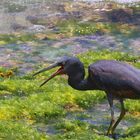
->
[107,133,123,140]
[106,130,113,136]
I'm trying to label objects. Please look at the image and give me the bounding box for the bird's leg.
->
[106,94,115,135]
[111,99,126,135]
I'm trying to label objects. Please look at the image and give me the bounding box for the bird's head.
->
[33,56,85,87]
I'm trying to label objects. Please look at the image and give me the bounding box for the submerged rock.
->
[107,8,135,23]
[28,25,46,32]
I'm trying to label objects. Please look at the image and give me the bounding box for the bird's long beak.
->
[33,63,65,87]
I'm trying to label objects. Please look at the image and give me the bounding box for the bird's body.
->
[34,56,140,136]
[88,60,140,99]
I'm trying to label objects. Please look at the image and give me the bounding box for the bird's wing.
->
[89,60,140,92]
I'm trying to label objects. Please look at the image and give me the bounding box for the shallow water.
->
[0,1,140,139]
[35,100,137,138]
[1,34,140,74]
[0,0,140,74]
[67,100,134,130]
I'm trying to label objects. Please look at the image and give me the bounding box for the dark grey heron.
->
[33,56,140,135]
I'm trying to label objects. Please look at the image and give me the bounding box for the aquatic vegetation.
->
[0,51,140,139]
[0,0,140,139]
[58,19,140,38]
[4,3,27,13]
[77,50,139,69]
[0,120,47,140]
[0,34,37,44]
[75,91,105,109]
[120,124,140,140]
[52,129,111,140]
[125,100,140,112]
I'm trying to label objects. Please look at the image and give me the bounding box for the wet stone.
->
[106,8,136,23]
[11,23,27,31]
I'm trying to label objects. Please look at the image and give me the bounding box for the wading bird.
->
[33,56,140,135]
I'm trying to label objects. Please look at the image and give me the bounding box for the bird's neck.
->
[68,76,98,91]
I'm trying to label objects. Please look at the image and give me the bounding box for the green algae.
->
[0,34,37,45]
[0,51,140,139]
